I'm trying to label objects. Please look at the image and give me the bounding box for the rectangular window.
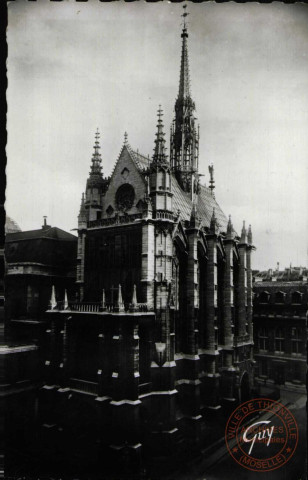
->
[291,328,302,355]
[258,327,269,351]
[275,328,285,353]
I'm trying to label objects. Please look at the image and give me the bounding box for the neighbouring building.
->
[253,266,307,393]
[39,11,255,476]
[5,218,77,345]
[3,217,77,476]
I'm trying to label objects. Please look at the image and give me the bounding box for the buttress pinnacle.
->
[152,106,168,166]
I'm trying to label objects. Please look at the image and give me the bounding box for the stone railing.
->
[155,211,176,221]
[71,302,101,312]
[88,213,143,229]
[53,301,149,313]
[69,378,98,395]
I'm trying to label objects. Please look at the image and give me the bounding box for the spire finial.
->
[190,195,199,227]
[101,289,106,311]
[181,4,189,31]
[152,105,168,166]
[248,224,253,244]
[170,4,199,187]
[89,129,102,177]
[115,284,125,312]
[241,220,247,243]
[64,289,70,310]
[178,5,191,100]
[124,132,128,145]
[227,214,234,239]
[210,207,219,234]
[209,164,215,198]
[49,285,57,310]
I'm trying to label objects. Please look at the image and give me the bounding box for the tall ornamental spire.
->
[170,5,199,197]
[85,129,109,218]
[152,106,168,166]
[178,5,191,101]
[89,128,102,177]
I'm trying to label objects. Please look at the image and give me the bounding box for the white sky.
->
[6,0,308,271]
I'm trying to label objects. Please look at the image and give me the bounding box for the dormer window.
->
[275,291,286,304]
[259,291,270,304]
[291,291,303,305]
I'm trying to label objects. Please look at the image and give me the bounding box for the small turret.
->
[189,196,199,228]
[151,106,168,168]
[85,129,109,222]
[240,221,247,243]
[226,215,234,240]
[247,224,253,244]
[149,107,173,214]
[210,208,219,234]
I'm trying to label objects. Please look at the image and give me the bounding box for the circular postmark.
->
[225,398,298,472]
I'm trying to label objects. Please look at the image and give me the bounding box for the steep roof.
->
[120,144,228,232]
[130,150,150,171]
[172,176,228,231]
[6,226,77,243]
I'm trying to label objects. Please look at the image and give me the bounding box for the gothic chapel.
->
[43,9,255,473]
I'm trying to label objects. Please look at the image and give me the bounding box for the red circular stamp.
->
[225,398,298,472]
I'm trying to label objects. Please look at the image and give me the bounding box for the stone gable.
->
[102,145,147,218]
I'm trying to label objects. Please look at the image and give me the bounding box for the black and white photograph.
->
[2,1,308,479]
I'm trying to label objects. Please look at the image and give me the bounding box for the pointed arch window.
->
[275,328,285,353]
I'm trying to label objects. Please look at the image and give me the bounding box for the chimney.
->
[42,216,50,230]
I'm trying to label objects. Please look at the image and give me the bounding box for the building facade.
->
[253,267,307,393]
[39,15,255,475]
[3,218,77,477]
[5,219,77,344]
